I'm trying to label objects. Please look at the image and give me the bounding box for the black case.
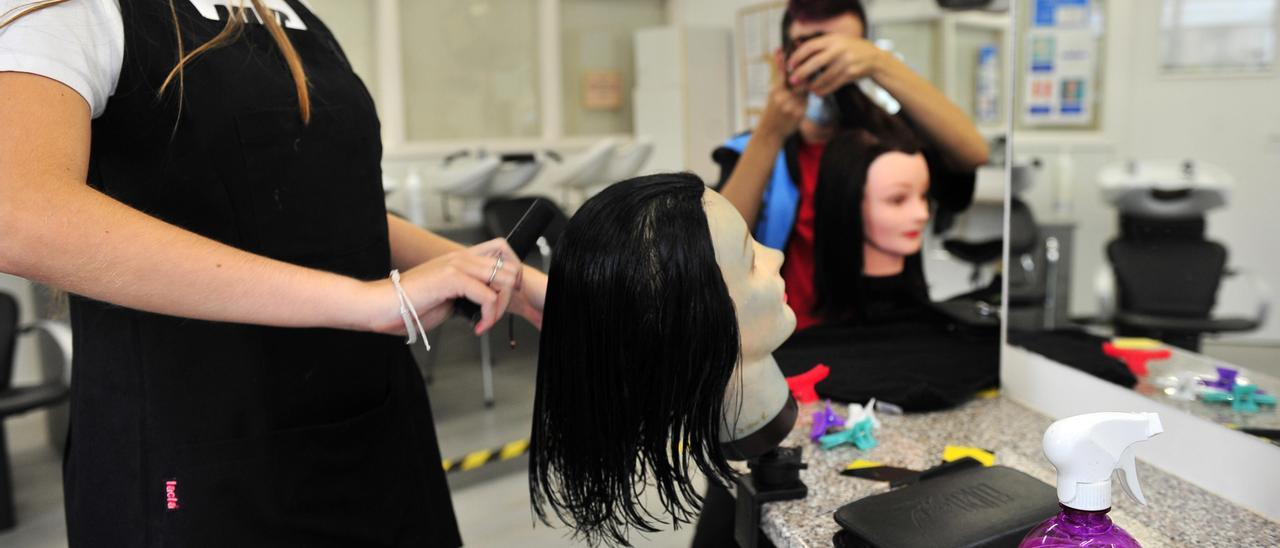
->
[833,465,1059,548]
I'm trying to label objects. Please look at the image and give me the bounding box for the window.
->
[309,0,666,145]
[400,0,543,140]
[1161,0,1278,73]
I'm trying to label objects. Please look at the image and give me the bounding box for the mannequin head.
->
[813,128,929,321]
[530,174,794,545]
[861,151,930,274]
[704,188,796,360]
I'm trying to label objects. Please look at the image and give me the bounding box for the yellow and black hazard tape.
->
[442,439,530,474]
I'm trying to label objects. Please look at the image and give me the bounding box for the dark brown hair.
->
[782,0,868,50]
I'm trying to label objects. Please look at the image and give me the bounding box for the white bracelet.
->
[390,269,430,351]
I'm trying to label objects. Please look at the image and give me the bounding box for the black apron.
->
[65,1,462,546]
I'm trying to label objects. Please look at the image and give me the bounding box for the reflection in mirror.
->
[705,2,1014,414]
[1007,0,1279,440]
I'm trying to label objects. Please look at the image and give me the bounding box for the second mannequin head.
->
[813,129,931,319]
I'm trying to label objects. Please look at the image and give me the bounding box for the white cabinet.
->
[633,26,733,185]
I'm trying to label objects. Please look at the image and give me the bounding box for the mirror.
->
[1006,0,1279,436]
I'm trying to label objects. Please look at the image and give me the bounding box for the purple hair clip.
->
[810,401,843,442]
[1205,366,1239,392]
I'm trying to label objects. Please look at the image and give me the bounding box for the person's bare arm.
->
[719,82,807,227]
[0,72,514,334]
[865,53,989,169]
[788,35,990,170]
[387,214,464,269]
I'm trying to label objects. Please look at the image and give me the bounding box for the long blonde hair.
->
[1,0,311,123]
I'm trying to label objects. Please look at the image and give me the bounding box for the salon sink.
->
[1098,159,1232,217]
[431,155,502,199]
[603,137,654,183]
[489,158,544,196]
[546,138,619,191]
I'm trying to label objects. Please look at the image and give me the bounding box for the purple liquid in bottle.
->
[1019,505,1142,548]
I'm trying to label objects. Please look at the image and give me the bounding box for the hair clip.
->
[786,363,830,405]
[811,400,843,442]
[819,418,877,451]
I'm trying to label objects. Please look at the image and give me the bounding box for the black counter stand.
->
[734,446,808,548]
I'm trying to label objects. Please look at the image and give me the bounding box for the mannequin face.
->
[703,188,796,358]
[862,151,930,272]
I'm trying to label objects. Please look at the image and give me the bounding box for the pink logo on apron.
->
[165,479,180,511]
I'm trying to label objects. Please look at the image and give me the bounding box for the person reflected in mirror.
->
[715,0,987,333]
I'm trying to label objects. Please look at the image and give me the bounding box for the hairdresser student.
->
[0,1,545,546]
[716,0,988,331]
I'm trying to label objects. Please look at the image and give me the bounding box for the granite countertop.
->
[759,395,1280,547]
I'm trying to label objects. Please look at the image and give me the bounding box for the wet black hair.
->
[529,173,741,546]
[812,126,929,323]
[782,0,868,51]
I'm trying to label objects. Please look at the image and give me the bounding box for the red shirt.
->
[782,141,826,331]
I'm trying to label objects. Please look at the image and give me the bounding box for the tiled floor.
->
[0,316,697,547]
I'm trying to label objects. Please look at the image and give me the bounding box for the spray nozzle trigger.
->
[1043,412,1163,511]
[1116,445,1145,505]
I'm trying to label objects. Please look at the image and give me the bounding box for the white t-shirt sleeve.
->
[0,0,124,119]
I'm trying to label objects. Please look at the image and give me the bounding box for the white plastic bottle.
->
[404,167,428,227]
[975,44,999,125]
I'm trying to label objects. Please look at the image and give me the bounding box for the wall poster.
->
[1022,0,1101,127]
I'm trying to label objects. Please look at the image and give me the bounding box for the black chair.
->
[937,198,1041,327]
[437,197,568,408]
[0,290,72,531]
[1106,214,1263,352]
[945,198,1040,289]
[482,196,569,273]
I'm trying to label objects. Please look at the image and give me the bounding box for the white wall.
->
[1014,0,1280,343]
[306,0,379,105]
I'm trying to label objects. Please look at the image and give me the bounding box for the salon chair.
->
[431,197,568,407]
[932,201,1033,327]
[1097,159,1268,352]
[0,290,73,531]
[1103,214,1265,352]
[944,199,1039,292]
[483,196,568,273]
[937,163,1042,326]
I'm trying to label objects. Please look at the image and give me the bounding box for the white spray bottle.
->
[404,167,428,228]
[1019,412,1163,548]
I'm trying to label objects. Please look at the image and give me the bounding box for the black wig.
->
[529,173,741,546]
[812,126,929,323]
